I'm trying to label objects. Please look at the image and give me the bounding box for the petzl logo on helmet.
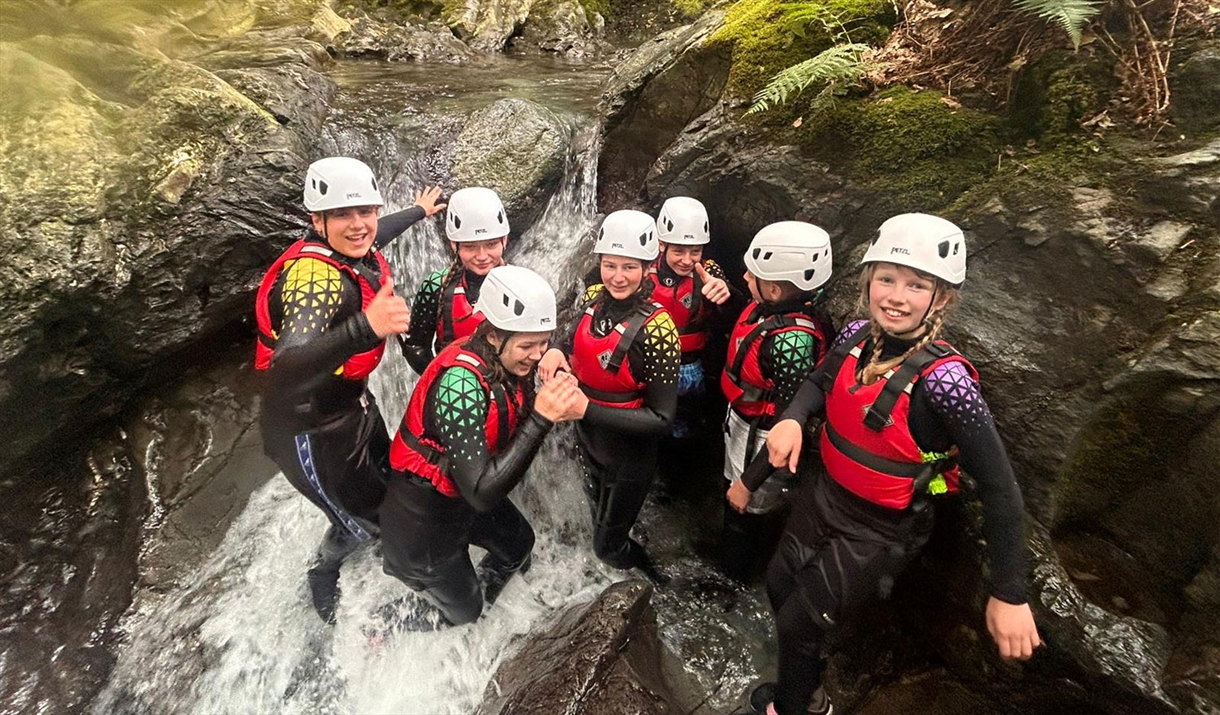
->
[890,247,911,255]
[475,228,488,235]
[346,192,363,200]
[611,242,625,249]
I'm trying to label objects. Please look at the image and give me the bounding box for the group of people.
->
[255,156,1041,715]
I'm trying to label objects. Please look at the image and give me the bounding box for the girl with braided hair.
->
[747,213,1040,715]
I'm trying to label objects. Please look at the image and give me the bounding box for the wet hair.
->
[466,322,536,415]
[855,262,961,385]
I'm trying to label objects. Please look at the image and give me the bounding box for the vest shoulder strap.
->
[863,341,960,432]
[606,303,658,374]
[815,323,873,394]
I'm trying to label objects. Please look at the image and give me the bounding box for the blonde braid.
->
[860,310,948,384]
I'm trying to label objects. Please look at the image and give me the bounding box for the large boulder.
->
[451,98,571,234]
[475,580,703,715]
[512,0,608,56]
[0,1,336,477]
[448,0,535,52]
[333,10,475,63]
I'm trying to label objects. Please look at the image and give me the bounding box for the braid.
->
[439,254,463,291]
[859,310,947,385]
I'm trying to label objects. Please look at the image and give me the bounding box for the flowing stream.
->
[90,55,774,714]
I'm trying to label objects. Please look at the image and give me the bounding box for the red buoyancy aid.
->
[570,302,667,408]
[648,266,705,354]
[389,341,524,498]
[818,331,978,510]
[720,302,827,419]
[254,238,390,380]
[436,272,487,347]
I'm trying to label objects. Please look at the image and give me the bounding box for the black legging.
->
[380,475,535,626]
[576,421,658,569]
[765,472,933,715]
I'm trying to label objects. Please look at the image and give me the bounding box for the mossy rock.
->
[706,0,892,100]
[1009,50,1115,148]
[784,86,999,210]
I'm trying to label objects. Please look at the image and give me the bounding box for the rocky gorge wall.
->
[594,2,1220,711]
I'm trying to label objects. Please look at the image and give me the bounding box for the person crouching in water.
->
[255,157,444,623]
[401,187,510,375]
[649,197,736,499]
[721,222,834,584]
[381,266,587,626]
[539,210,681,583]
[750,214,1041,715]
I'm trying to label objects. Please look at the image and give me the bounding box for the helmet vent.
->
[453,214,462,229]
[318,180,329,195]
[639,231,649,246]
[497,210,505,224]
[804,269,815,281]
[703,221,708,233]
[763,251,773,260]
[371,177,378,191]
[665,218,674,231]
[938,240,950,258]
[953,241,961,255]
[514,299,525,315]
[752,248,761,259]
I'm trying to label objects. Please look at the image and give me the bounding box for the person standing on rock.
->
[255,156,445,623]
[401,187,512,375]
[749,214,1040,715]
[539,210,682,584]
[381,266,587,627]
[721,221,835,584]
[648,197,739,500]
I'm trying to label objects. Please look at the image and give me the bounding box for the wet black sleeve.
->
[268,257,381,388]
[779,321,865,424]
[402,270,444,375]
[433,367,555,512]
[699,259,746,332]
[582,312,680,436]
[374,206,426,249]
[915,362,1031,604]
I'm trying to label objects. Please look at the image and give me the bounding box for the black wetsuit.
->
[260,206,424,617]
[566,286,680,570]
[763,320,1030,715]
[380,341,551,626]
[400,267,486,375]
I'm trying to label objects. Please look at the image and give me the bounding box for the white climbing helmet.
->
[303,157,384,212]
[594,210,658,261]
[474,265,557,333]
[656,196,710,245]
[861,213,966,286]
[744,221,833,291]
[446,187,510,243]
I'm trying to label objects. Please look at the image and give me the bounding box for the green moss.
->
[707,0,892,100]
[1008,51,1114,148]
[671,0,707,18]
[782,86,999,210]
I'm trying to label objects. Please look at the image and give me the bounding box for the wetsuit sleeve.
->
[433,367,555,512]
[402,270,444,375]
[920,362,1031,604]
[268,257,380,384]
[766,329,819,414]
[779,321,865,424]
[699,259,746,328]
[582,312,680,435]
[373,206,426,249]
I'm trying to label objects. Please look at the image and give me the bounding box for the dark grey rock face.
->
[452,98,571,234]
[334,11,475,64]
[476,580,699,715]
[0,9,338,478]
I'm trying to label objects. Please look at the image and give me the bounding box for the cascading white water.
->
[94,57,774,715]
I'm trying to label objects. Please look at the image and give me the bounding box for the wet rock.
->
[597,10,729,210]
[449,0,534,53]
[1170,41,1220,135]
[475,579,700,714]
[451,98,570,233]
[513,0,609,56]
[334,10,475,63]
[0,5,333,477]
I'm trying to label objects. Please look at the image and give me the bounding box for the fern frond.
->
[746,42,869,115]
[1012,0,1102,50]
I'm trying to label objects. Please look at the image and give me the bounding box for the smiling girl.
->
[750,213,1040,715]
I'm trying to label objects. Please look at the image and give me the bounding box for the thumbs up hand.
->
[696,263,730,305]
[365,277,411,337]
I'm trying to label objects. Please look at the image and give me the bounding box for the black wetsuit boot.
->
[307,524,366,623]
